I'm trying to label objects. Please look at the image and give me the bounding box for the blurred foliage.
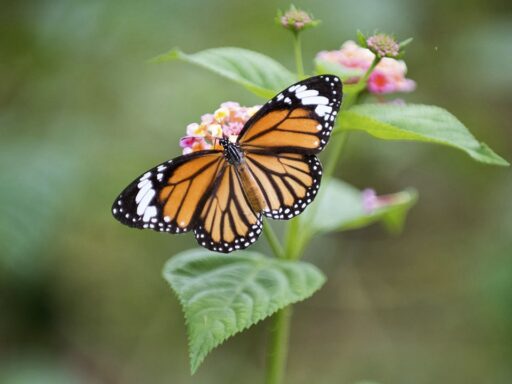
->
[1,0,511,383]
[301,179,417,235]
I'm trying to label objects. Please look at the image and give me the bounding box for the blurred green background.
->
[1,0,511,383]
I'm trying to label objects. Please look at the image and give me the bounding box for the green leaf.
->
[399,37,414,49]
[301,178,417,235]
[162,249,325,374]
[152,47,297,98]
[339,104,509,166]
[356,30,368,47]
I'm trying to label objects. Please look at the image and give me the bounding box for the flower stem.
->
[284,217,300,260]
[293,34,305,78]
[265,305,292,384]
[324,130,348,181]
[343,56,380,107]
[263,221,285,259]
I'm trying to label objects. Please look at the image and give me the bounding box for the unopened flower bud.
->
[366,33,400,58]
[278,5,319,33]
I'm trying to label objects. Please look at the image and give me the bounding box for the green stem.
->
[263,221,285,259]
[323,130,348,181]
[293,33,305,78]
[284,217,300,260]
[265,305,292,384]
[342,56,379,107]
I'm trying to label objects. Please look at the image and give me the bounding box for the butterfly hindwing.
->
[194,164,263,253]
[112,151,224,233]
[243,152,322,219]
[238,75,342,154]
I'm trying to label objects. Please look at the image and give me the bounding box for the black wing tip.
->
[111,194,139,228]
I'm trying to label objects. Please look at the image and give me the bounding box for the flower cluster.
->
[180,102,260,155]
[316,40,416,94]
[366,33,400,58]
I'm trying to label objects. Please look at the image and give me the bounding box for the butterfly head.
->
[218,137,243,165]
[218,137,230,147]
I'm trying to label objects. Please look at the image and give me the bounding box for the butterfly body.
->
[113,75,342,253]
[220,137,244,165]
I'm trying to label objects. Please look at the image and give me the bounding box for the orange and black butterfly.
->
[112,75,342,253]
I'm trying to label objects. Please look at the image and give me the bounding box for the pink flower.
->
[362,189,380,213]
[316,41,416,95]
[368,71,396,94]
[220,101,240,109]
[361,188,400,213]
[200,113,215,124]
[186,123,206,137]
[179,136,211,155]
[368,58,416,94]
[223,121,244,137]
[337,41,374,70]
[179,102,261,154]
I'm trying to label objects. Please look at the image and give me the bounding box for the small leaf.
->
[301,178,417,235]
[356,30,368,47]
[152,47,297,98]
[338,104,509,166]
[163,249,325,374]
[399,37,414,48]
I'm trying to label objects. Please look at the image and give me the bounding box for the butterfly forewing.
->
[238,75,342,153]
[112,151,224,233]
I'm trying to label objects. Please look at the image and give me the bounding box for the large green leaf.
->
[163,249,325,374]
[301,178,417,235]
[338,103,509,166]
[152,47,297,98]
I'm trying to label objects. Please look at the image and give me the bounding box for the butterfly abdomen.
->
[236,160,268,214]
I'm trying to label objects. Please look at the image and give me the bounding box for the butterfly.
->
[112,75,342,253]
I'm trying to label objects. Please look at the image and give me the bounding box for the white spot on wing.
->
[294,85,307,93]
[296,90,319,99]
[315,105,333,117]
[140,172,151,181]
[142,206,157,222]
[137,189,155,215]
[301,96,329,106]
[135,182,152,204]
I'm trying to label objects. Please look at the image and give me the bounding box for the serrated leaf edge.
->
[162,252,326,374]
